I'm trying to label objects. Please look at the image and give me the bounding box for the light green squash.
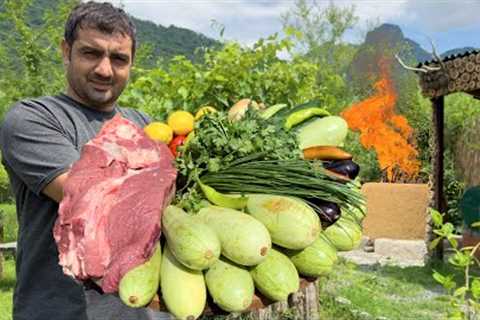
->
[205,256,254,312]
[119,243,161,308]
[160,246,206,320]
[284,233,338,277]
[246,194,321,250]
[162,205,220,270]
[250,248,299,301]
[297,116,348,149]
[324,217,362,251]
[197,206,271,266]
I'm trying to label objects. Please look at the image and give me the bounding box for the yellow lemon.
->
[144,122,173,144]
[194,106,217,120]
[167,111,195,135]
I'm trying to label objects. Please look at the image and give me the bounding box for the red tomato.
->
[169,135,186,157]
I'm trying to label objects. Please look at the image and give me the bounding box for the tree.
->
[281,0,359,111]
[0,0,79,118]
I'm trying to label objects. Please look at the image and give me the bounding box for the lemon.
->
[144,122,173,144]
[194,106,217,120]
[167,111,195,135]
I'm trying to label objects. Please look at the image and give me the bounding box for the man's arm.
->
[42,172,69,203]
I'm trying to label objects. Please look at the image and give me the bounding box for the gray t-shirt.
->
[0,94,171,320]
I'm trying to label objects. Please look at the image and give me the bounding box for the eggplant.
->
[306,199,341,228]
[323,160,360,180]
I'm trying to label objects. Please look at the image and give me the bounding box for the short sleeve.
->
[136,109,151,125]
[119,107,151,127]
[0,101,80,195]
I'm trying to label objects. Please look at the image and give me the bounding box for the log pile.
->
[416,51,480,98]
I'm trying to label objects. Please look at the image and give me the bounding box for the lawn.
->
[0,202,16,320]
[318,258,461,320]
[0,256,14,320]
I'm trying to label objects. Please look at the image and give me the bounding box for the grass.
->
[0,202,16,320]
[318,258,464,320]
[0,256,15,320]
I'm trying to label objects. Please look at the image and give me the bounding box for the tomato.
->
[169,135,186,157]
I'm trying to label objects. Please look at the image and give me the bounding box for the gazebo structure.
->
[403,49,480,258]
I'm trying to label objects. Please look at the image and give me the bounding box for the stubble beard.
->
[66,67,126,111]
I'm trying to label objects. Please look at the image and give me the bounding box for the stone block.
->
[374,238,427,263]
[361,183,430,240]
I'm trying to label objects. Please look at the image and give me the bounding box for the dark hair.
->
[64,1,137,58]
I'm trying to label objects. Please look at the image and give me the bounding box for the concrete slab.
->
[375,238,427,262]
[339,238,427,267]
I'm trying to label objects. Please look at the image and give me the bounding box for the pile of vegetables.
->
[119,99,366,319]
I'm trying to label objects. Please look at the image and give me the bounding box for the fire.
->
[341,59,420,181]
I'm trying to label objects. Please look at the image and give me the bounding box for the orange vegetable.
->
[324,169,351,182]
[303,146,352,161]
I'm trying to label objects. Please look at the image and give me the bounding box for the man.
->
[0,2,171,319]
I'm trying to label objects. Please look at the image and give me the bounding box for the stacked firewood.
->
[418,51,480,98]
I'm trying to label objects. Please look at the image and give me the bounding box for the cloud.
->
[104,0,480,51]
[106,0,290,45]
[402,0,480,32]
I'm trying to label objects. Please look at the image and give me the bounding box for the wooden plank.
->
[0,242,17,251]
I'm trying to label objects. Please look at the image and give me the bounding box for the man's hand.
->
[42,172,70,203]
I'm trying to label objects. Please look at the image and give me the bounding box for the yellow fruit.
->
[144,122,173,144]
[195,106,217,120]
[168,111,195,135]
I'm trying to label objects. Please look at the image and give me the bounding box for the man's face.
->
[61,27,133,111]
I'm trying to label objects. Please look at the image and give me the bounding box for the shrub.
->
[0,161,12,203]
[0,203,17,242]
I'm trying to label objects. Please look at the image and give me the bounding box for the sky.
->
[104,0,480,56]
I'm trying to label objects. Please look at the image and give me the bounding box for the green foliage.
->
[177,110,300,176]
[281,0,359,111]
[121,34,325,119]
[0,163,11,203]
[0,203,17,242]
[430,208,480,319]
[133,19,221,67]
[0,0,78,118]
[438,93,480,228]
[444,93,480,147]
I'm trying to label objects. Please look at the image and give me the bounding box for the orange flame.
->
[341,59,420,181]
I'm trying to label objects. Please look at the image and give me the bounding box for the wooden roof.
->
[415,50,480,99]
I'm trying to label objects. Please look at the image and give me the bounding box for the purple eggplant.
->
[306,199,342,228]
[323,160,360,180]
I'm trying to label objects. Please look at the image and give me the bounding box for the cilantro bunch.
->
[176,109,301,179]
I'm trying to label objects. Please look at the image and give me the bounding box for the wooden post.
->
[431,96,446,260]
